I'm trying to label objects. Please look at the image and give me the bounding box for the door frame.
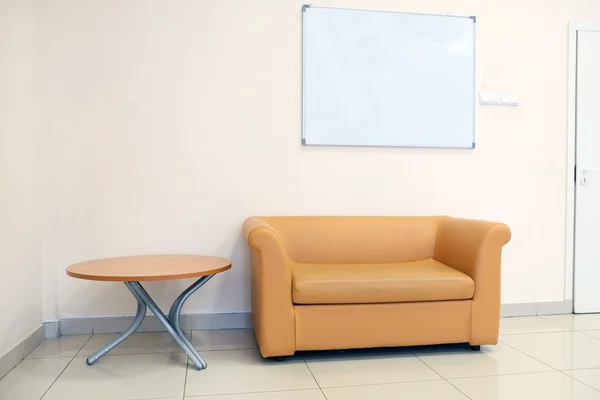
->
[566,23,600,307]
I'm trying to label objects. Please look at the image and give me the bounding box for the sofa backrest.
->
[264,216,443,264]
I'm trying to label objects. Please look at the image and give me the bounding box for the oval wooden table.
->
[67,255,231,370]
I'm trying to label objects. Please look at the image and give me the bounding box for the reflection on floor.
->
[2,314,600,399]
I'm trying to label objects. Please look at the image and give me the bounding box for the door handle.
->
[581,167,600,174]
[579,166,600,185]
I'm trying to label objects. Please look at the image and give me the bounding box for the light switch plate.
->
[479,92,519,106]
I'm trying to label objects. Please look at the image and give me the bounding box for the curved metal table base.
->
[85,275,215,370]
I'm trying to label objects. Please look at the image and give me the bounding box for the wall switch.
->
[479,92,519,106]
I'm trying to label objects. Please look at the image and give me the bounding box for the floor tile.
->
[27,335,91,359]
[191,329,257,351]
[543,314,600,331]
[500,316,567,335]
[0,357,71,400]
[414,342,552,379]
[565,369,600,391]
[501,331,600,370]
[450,371,600,400]
[184,349,318,396]
[186,389,326,399]
[78,331,189,356]
[323,380,469,400]
[303,348,440,388]
[0,342,24,379]
[581,331,600,340]
[42,353,187,400]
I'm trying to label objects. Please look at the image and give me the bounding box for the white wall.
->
[0,0,43,356]
[43,0,600,319]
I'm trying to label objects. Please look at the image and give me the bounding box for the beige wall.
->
[43,0,600,318]
[0,0,43,356]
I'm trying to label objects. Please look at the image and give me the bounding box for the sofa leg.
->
[272,356,285,362]
[470,345,481,351]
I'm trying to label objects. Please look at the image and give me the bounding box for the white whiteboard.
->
[302,6,476,148]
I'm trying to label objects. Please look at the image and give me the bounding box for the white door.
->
[574,31,600,313]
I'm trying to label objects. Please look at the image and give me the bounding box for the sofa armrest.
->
[243,217,295,357]
[434,217,511,281]
[433,217,511,345]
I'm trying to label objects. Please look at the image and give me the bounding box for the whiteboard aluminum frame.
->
[301,4,477,149]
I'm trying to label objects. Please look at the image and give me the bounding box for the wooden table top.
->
[67,255,231,282]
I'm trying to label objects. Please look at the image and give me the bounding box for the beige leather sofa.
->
[243,216,511,358]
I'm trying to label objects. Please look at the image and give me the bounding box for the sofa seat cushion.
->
[291,258,474,305]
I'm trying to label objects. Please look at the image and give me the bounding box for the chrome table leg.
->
[85,281,147,365]
[128,282,206,370]
[87,277,215,370]
[168,275,214,369]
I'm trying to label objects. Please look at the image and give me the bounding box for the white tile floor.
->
[3,315,600,399]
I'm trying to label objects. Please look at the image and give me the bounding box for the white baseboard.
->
[44,320,60,339]
[501,300,573,317]
[56,312,253,336]
[0,325,45,379]
[0,302,573,377]
[47,302,574,337]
